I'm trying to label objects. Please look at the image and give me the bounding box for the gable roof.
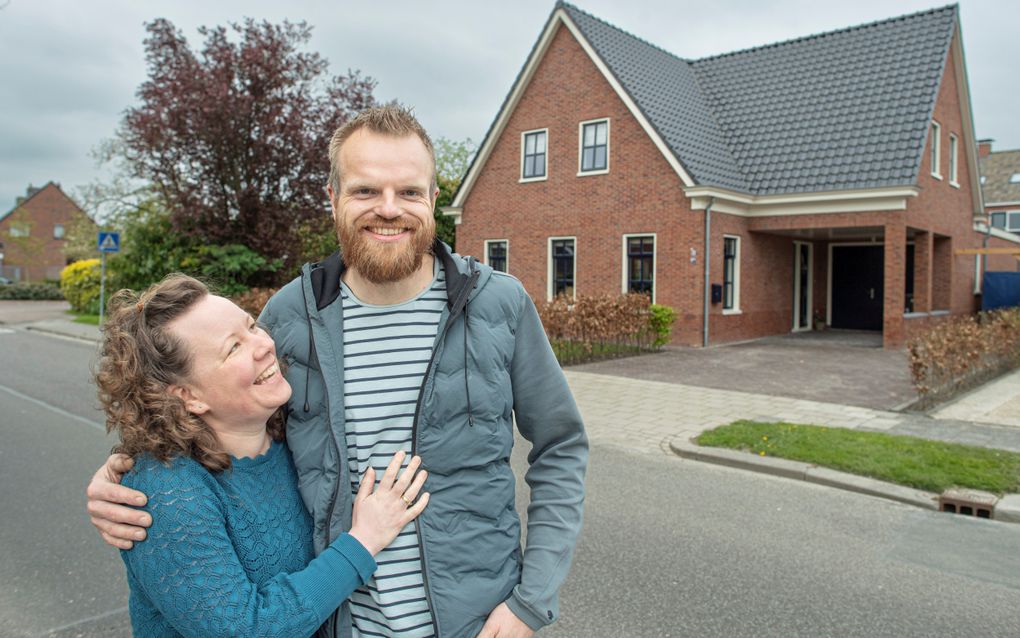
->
[452,3,967,209]
[980,150,1020,205]
[562,2,958,196]
[1,182,84,224]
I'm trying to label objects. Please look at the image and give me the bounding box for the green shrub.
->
[61,259,102,314]
[648,304,678,347]
[0,282,65,300]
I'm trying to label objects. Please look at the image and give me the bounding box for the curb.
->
[24,324,100,345]
[667,436,1020,524]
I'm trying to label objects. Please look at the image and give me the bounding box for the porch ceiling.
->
[753,226,886,241]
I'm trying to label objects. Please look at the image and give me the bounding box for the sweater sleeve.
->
[121,464,375,638]
[505,287,589,630]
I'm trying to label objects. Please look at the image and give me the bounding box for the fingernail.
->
[135,531,145,540]
[134,496,146,505]
[140,516,151,526]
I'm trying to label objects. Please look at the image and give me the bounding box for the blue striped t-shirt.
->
[342,261,444,638]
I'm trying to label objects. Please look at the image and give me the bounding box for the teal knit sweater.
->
[120,440,375,637]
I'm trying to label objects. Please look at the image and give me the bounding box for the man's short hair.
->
[328,104,437,197]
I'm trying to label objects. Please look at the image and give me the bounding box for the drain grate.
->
[939,488,997,519]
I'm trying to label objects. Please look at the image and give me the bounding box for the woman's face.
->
[167,295,291,431]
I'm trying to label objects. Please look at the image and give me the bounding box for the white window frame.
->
[949,133,959,187]
[483,239,509,273]
[520,128,549,183]
[547,236,577,301]
[930,120,942,179]
[620,233,656,303]
[9,223,29,238]
[974,253,983,294]
[792,241,814,331]
[577,118,610,176]
[53,223,65,240]
[722,235,741,314]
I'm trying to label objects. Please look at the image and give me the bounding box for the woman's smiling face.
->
[167,294,291,432]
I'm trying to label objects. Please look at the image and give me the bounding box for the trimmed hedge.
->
[0,281,65,300]
[908,308,1020,408]
[536,293,676,366]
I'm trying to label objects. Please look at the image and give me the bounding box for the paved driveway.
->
[570,330,916,410]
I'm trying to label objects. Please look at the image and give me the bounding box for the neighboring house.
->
[446,2,1020,348]
[0,182,90,282]
[979,140,1020,237]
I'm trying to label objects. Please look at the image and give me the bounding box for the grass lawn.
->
[697,420,1020,495]
[68,311,100,325]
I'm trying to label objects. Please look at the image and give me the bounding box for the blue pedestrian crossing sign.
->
[97,232,120,253]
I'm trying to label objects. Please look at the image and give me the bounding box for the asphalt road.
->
[2,326,1020,637]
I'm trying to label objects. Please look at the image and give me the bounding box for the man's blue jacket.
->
[260,241,588,637]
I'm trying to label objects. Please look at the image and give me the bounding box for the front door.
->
[831,245,883,330]
[793,242,813,331]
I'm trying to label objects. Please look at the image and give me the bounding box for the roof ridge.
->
[693,3,958,63]
[557,1,690,63]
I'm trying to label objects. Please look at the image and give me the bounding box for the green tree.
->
[433,137,476,248]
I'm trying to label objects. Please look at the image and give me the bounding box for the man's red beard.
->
[337,215,435,284]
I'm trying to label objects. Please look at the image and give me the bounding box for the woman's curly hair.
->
[96,274,285,472]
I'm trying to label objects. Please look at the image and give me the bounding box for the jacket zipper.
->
[410,316,454,638]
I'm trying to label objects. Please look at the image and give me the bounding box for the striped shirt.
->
[342,262,443,638]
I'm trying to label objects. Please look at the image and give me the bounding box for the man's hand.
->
[85,453,151,550]
[476,602,534,638]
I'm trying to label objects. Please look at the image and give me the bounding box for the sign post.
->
[97,232,120,326]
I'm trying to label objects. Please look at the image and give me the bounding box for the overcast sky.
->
[1,0,1017,215]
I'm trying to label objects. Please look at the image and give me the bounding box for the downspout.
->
[702,197,715,348]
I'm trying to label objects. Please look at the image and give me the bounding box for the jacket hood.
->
[303,239,491,314]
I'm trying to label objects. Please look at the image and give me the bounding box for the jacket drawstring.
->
[300,281,316,413]
[463,306,474,426]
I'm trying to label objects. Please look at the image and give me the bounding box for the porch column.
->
[913,230,933,313]
[883,219,906,348]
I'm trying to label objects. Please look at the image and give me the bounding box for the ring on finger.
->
[401,495,413,507]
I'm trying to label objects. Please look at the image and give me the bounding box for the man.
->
[86,105,588,637]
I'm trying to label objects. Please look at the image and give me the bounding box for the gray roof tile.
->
[559,2,958,196]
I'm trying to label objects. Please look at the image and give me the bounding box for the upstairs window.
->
[948,134,959,186]
[930,120,942,179]
[53,224,65,240]
[521,129,547,181]
[9,223,29,238]
[485,240,508,273]
[579,119,609,174]
[991,212,1006,229]
[1011,173,1020,184]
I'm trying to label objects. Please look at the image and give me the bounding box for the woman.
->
[95,274,428,637]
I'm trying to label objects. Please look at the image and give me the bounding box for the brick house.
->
[0,182,90,282]
[445,2,1020,348]
[978,139,1020,240]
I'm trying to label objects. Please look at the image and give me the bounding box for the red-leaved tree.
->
[117,18,376,282]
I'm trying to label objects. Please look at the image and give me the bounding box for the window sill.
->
[950,181,960,189]
[519,176,548,184]
[577,169,609,177]
[722,309,742,316]
[931,173,942,180]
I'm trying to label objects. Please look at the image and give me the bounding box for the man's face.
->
[330,129,438,284]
